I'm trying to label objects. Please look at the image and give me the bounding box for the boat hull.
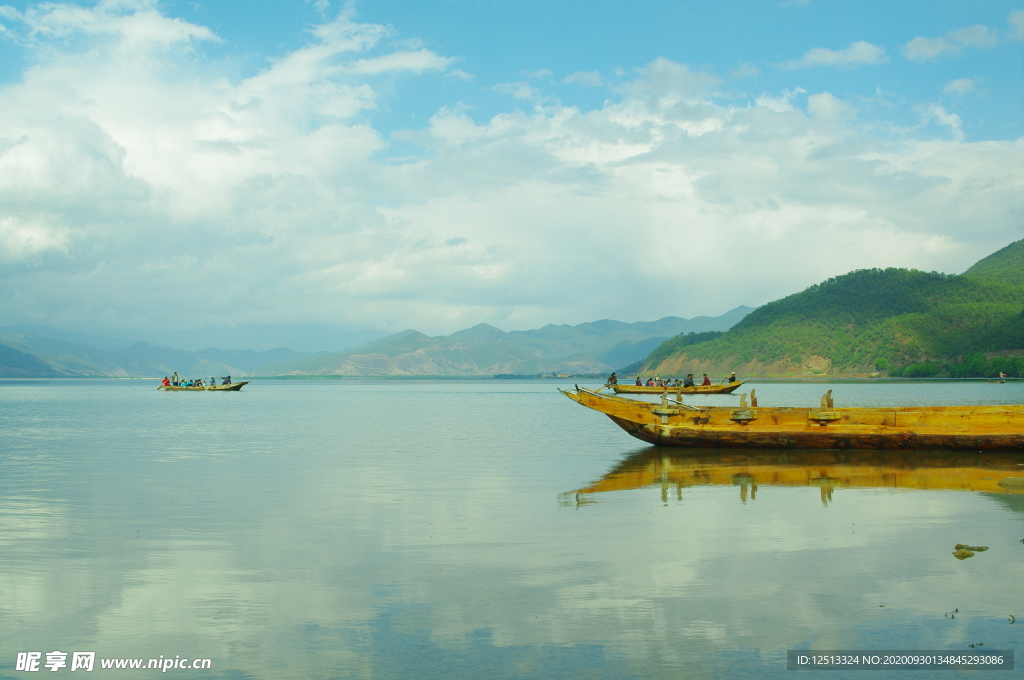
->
[563,388,1024,452]
[159,381,249,391]
[612,381,745,395]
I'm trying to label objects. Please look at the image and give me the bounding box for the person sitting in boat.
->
[673,378,682,387]
[635,376,642,386]
[607,372,618,385]
[702,373,711,386]
[727,372,738,383]
[222,375,231,385]
[161,376,170,387]
[683,374,695,388]
[646,377,654,386]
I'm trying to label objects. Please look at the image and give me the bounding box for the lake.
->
[1,379,1021,678]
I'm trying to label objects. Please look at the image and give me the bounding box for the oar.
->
[666,397,703,411]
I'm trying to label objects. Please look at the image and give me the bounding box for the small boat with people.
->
[561,386,1024,452]
[158,373,249,391]
[605,371,745,395]
[612,381,746,395]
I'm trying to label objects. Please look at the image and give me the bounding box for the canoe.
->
[560,386,1024,452]
[611,380,745,395]
[158,381,249,391]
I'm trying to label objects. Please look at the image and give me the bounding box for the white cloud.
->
[942,78,975,96]
[618,58,721,101]
[563,71,604,87]
[0,217,68,263]
[920,104,963,141]
[806,92,856,121]
[755,87,805,112]
[0,5,1020,340]
[1,0,216,47]
[784,41,886,68]
[523,68,552,80]
[730,63,761,79]
[1008,10,1024,40]
[904,24,999,62]
[347,49,454,74]
[445,69,474,82]
[492,81,542,100]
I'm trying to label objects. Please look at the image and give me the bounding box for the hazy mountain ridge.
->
[0,334,310,379]
[642,240,1024,377]
[0,342,65,378]
[0,307,753,378]
[255,308,754,377]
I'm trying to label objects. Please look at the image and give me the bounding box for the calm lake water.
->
[1,379,1022,679]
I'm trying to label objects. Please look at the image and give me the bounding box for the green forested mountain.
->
[644,240,1024,377]
[965,239,1024,288]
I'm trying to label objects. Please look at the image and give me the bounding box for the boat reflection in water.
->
[562,449,1024,508]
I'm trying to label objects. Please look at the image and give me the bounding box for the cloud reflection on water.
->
[0,380,1020,679]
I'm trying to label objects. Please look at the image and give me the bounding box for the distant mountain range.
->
[0,334,309,379]
[254,307,754,377]
[0,306,753,378]
[642,239,1024,377]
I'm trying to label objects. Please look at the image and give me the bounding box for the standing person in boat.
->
[683,374,695,388]
[728,371,738,383]
[701,373,711,386]
[171,371,179,386]
[607,372,618,386]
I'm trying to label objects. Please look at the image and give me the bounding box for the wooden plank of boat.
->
[560,386,1024,452]
[158,381,249,391]
[612,380,745,395]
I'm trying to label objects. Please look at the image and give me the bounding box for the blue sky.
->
[0,0,1021,349]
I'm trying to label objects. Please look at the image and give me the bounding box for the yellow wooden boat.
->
[561,386,1024,452]
[158,381,249,391]
[611,380,745,395]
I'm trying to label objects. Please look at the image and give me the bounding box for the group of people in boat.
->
[607,371,738,387]
[162,371,232,388]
